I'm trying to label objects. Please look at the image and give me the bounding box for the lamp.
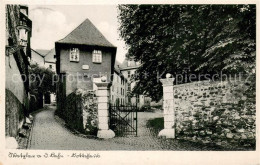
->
[16,14,31,47]
[6,13,31,55]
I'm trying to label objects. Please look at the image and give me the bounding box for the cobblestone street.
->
[28,106,164,150]
[107,111,164,150]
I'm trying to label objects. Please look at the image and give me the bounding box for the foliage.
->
[76,89,98,135]
[29,63,56,95]
[146,117,164,133]
[63,92,84,132]
[118,5,256,101]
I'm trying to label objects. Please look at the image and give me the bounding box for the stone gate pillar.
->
[95,78,115,139]
[158,74,175,138]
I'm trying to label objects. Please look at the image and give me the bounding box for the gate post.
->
[95,78,115,139]
[158,74,175,138]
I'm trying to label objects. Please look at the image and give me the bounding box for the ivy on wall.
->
[56,88,98,136]
[76,89,98,135]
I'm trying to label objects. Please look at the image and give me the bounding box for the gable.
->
[56,19,115,48]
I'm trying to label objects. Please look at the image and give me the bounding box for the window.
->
[70,48,79,62]
[136,95,140,103]
[121,88,123,95]
[92,50,102,63]
[128,83,131,92]
[128,71,131,78]
[49,65,52,69]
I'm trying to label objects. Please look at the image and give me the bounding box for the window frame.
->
[69,48,80,62]
[92,50,102,63]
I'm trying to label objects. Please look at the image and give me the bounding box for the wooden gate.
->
[109,104,138,136]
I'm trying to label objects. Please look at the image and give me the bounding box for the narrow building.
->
[5,5,32,138]
[55,18,116,111]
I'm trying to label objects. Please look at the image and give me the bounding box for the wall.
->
[59,47,112,95]
[44,62,56,73]
[110,71,127,105]
[5,5,31,138]
[5,89,25,137]
[6,55,25,103]
[56,90,98,135]
[61,92,84,132]
[30,51,44,66]
[173,79,256,148]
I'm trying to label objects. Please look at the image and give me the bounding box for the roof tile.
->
[56,19,115,48]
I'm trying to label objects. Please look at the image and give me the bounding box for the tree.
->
[118,5,256,101]
[29,64,56,110]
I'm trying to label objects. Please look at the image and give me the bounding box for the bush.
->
[146,117,164,135]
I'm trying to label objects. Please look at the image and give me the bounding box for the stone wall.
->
[60,92,84,132]
[5,89,25,137]
[5,5,31,138]
[56,89,98,136]
[173,79,255,148]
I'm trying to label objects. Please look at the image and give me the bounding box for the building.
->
[55,18,117,109]
[110,61,128,105]
[29,48,57,105]
[44,48,56,72]
[119,58,151,108]
[30,49,45,66]
[43,48,57,104]
[5,5,32,139]
[109,58,153,108]
[30,48,56,72]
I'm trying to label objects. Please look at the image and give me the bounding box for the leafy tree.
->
[29,64,56,110]
[118,5,256,101]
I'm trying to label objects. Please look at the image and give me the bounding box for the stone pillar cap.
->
[95,82,111,88]
[160,78,175,86]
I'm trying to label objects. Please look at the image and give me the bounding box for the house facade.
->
[55,19,116,108]
[30,48,56,105]
[110,62,128,105]
[30,49,45,66]
[119,58,151,108]
[5,5,32,138]
[44,48,56,73]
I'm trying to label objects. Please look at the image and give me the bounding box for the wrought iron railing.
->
[109,104,138,136]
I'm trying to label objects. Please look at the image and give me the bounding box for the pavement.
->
[28,106,164,150]
[107,111,164,150]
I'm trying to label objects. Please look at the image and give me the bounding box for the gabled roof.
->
[113,60,127,81]
[34,49,49,56]
[31,49,45,58]
[56,19,116,48]
[44,48,56,63]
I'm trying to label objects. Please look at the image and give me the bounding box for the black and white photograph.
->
[1,1,259,164]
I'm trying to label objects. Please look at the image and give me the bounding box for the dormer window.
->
[70,48,79,62]
[92,50,102,63]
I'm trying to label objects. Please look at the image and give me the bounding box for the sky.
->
[28,5,127,63]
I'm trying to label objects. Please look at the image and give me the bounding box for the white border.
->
[0,0,259,165]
